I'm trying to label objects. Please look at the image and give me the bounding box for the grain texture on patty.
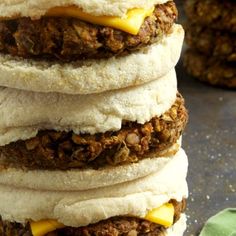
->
[185,24,236,62]
[0,94,187,170]
[0,199,186,236]
[0,1,177,61]
[184,49,236,88]
[184,0,236,33]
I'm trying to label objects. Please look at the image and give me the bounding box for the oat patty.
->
[185,0,236,33]
[0,1,177,61]
[184,49,236,88]
[185,24,236,62]
[0,199,186,236]
[0,94,187,170]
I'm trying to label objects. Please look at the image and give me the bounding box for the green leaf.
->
[200,209,236,236]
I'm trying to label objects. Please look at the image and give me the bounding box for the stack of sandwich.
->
[184,0,236,88]
[0,0,189,235]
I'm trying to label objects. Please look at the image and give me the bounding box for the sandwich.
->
[0,0,184,94]
[184,0,236,88]
[0,71,188,235]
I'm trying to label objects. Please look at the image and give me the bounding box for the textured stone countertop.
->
[177,60,236,235]
[175,1,236,234]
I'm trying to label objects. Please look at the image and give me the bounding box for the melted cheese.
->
[30,219,64,236]
[145,203,175,227]
[30,203,174,235]
[46,6,154,35]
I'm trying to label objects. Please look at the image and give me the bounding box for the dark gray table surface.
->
[176,60,236,235]
[175,2,236,234]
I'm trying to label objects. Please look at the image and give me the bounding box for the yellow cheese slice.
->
[145,203,175,227]
[46,6,154,35]
[30,219,64,236]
